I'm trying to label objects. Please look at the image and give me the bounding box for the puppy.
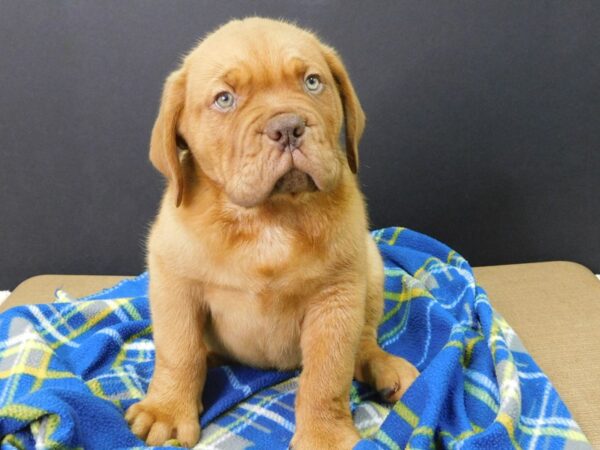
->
[125,17,418,449]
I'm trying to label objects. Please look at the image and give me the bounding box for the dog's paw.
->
[290,420,360,450]
[125,399,200,447]
[372,353,419,403]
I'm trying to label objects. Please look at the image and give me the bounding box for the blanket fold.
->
[0,227,589,449]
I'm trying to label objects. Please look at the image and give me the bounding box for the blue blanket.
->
[0,228,590,449]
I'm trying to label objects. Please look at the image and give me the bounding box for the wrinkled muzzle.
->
[223,109,342,208]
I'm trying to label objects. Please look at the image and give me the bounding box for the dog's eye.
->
[304,74,322,93]
[214,91,235,110]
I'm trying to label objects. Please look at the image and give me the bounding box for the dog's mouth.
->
[271,169,318,196]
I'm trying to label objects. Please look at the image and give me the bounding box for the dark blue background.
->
[1,1,599,288]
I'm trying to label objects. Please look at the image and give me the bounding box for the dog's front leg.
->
[291,283,365,450]
[125,267,207,447]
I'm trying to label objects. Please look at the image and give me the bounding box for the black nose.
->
[265,113,306,149]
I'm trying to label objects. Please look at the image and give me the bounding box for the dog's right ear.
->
[149,68,187,207]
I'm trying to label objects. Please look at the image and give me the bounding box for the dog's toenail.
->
[378,383,400,400]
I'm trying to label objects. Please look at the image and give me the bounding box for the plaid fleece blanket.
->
[0,228,590,449]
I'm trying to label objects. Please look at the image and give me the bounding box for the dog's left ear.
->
[321,45,366,174]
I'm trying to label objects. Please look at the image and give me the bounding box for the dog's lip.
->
[287,148,329,192]
[271,168,319,196]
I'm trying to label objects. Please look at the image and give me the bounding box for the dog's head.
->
[150,17,365,208]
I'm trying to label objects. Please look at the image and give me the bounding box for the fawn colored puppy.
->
[125,17,418,449]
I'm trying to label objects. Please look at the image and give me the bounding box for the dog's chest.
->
[204,284,304,369]
[179,221,330,369]
[196,224,306,289]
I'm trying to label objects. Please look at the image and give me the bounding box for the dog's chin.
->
[270,169,318,198]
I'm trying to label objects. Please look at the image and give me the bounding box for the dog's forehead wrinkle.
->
[288,56,309,72]
[221,65,253,90]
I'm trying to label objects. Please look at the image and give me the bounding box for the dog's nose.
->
[265,113,305,149]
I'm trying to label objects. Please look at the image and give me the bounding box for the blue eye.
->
[304,74,322,93]
[215,91,235,110]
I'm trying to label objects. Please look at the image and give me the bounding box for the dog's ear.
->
[322,45,365,174]
[150,68,187,207]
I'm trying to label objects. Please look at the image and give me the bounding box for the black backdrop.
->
[1,1,599,289]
